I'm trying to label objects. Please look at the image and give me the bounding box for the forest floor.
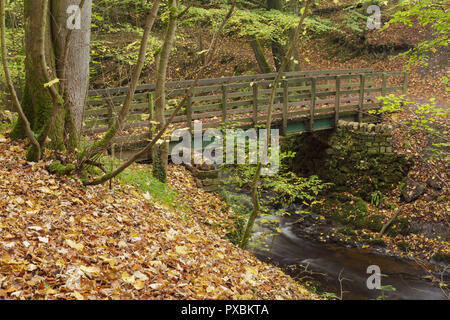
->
[0,133,319,300]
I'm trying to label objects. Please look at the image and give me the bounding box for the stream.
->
[248,204,448,300]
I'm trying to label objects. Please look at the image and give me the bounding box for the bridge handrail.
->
[83,70,408,143]
[87,68,375,98]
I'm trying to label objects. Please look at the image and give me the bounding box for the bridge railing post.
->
[252,83,258,125]
[309,78,316,131]
[402,72,408,95]
[186,89,193,135]
[358,74,366,123]
[148,92,154,140]
[282,80,288,136]
[221,84,228,126]
[335,76,341,128]
[382,72,387,97]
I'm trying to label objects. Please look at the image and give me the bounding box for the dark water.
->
[249,210,448,300]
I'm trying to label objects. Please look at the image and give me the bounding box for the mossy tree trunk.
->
[267,0,286,71]
[249,36,273,73]
[266,0,301,72]
[288,0,302,72]
[10,0,91,155]
[152,0,178,183]
[10,0,62,149]
[52,0,92,151]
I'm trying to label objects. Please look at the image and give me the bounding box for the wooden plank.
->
[226,100,253,108]
[113,132,150,145]
[87,92,148,106]
[252,84,258,125]
[365,87,382,93]
[221,85,228,124]
[287,81,372,93]
[386,86,404,92]
[310,78,316,131]
[186,92,193,134]
[148,93,154,140]
[258,88,286,95]
[227,91,253,99]
[192,84,222,93]
[287,109,311,117]
[87,68,376,97]
[282,80,288,136]
[166,88,189,97]
[191,94,221,102]
[358,74,366,123]
[191,102,222,112]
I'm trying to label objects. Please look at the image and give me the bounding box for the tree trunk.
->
[51,0,92,149]
[288,0,302,72]
[152,0,178,183]
[11,0,64,150]
[267,0,288,71]
[249,36,273,73]
[10,0,91,154]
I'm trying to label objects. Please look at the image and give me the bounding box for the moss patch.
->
[48,161,75,175]
[365,239,387,247]
[314,193,409,236]
[432,252,450,264]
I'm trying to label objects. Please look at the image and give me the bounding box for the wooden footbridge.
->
[84,68,408,159]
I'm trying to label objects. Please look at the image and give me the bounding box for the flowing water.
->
[249,205,448,300]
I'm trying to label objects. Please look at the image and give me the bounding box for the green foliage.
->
[375,283,396,300]
[264,172,333,206]
[227,151,332,207]
[92,0,155,27]
[442,76,450,92]
[113,163,179,208]
[48,161,76,175]
[316,194,410,236]
[371,95,450,162]
[366,238,386,247]
[182,5,338,44]
[342,4,369,34]
[369,94,410,114]
[91,33,160,67]
[384,0,449,67]
[370,190,383,207]
[0,0,25,104]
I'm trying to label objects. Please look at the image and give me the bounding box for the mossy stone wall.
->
[283,126,412,202]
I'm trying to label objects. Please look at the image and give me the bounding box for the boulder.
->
[401,180,427,203]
